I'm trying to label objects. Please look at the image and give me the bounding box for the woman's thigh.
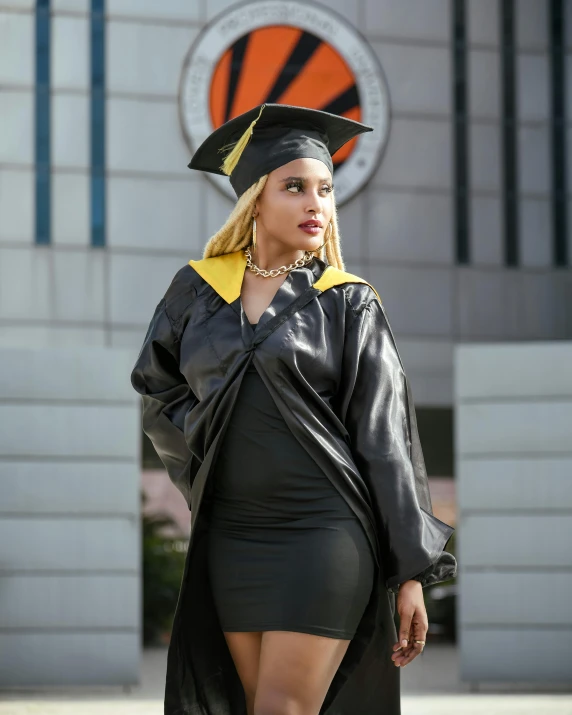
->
[223,631,263,715]
[254,630,351,715]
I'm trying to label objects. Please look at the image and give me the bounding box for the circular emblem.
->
[179,0,390,205]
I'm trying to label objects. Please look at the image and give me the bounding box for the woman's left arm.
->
[130,270,200,506]
[337,294,457,593]
[338,293,457,666]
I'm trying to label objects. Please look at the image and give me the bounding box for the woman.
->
[131,103,457,715]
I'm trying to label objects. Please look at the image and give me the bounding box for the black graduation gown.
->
[130,248,457,715]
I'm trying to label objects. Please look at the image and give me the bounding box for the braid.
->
[202,175,346,270]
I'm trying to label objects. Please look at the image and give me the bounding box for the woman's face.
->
[254,157,334,254]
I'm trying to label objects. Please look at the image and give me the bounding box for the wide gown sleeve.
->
[130,294,199,507]
[338,295,457,593]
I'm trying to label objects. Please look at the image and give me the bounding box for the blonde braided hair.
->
[202,174,346,270]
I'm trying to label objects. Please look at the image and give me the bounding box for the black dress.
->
[205,321,375,639]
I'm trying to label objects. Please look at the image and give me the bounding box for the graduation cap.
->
[187,103,374,198]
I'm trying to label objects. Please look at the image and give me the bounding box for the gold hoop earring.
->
[252,217,257,252]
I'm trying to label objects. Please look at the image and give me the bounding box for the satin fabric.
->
[130,250,457,715]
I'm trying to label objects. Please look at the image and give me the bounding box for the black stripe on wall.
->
[549,0,568,267]
[320,85,359,117]
[501,0,518,266]
[35,0,51,245]
[225,34,250,123]
[265,33,321,104]
[91,0,106,247]
[453,0,469,264]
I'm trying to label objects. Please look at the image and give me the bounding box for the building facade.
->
[1,0,571,478]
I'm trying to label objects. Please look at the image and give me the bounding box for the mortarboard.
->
[187,103,374,198]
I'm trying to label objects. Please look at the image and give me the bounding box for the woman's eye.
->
[285,183,333,194]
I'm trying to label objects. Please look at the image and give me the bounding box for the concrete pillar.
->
[0,346,141,686]
[455,342,572,684]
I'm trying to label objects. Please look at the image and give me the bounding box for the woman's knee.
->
[253,689,307,715]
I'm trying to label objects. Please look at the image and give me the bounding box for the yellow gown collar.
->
[188,250,380,304]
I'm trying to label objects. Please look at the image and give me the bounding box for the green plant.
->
[141,492,188,646]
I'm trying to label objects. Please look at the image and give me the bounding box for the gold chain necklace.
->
[244,246,314,278]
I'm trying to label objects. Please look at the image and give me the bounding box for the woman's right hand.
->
[391,580,428,667]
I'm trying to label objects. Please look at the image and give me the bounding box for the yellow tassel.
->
[219,104,266,176]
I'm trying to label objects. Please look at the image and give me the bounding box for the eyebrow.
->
[279,176,333,183]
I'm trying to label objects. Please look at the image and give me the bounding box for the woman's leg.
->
[254,630,351,715]
[223,631,263,715]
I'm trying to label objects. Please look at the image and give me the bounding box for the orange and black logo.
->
[180,0,389,204]
[210,26,362,169]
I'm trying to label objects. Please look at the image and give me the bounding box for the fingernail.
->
[401,639,408,647]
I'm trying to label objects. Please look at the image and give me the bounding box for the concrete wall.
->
[455,341,572,683]
[0,346,141,686]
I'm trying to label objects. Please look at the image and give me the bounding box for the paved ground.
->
[1,644,571,714]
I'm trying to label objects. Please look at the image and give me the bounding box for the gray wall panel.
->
[107,175,205,253]
[470,196,503,266]
[468,49,500,118]
[109,253,191,326]
[0,462,139,514]
[469,123,501,191]
[53,172,90,247]
[0,90,33,165]
[0,346,141,685]
[460,629,572,682]
[372,118,452,190]
[0,10,34,86]
[515,0,548,50]
[0,404,138,458]
[52,15,89,92]
[370,42,451,116]
[108,0,201,21]
[107,97,187,176]
[0,518,139,571]
[0,346,139,401]
[456,269,508,339]
[467,0,499,46]
[368,264,453,337]
[460,573,572,625]
[0,633,139,686]
[0,575,139,628]
[107,21,198,98]
[0,324,108,349]
[458,458,572,510]
[368,191,453,265]
[460,514,572,568]
[363,0,450,41]
[456,343,572,400]
[518,124,550,195]
[457,402,572,456]
[456,344,572,683]
[0,168,34,244]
